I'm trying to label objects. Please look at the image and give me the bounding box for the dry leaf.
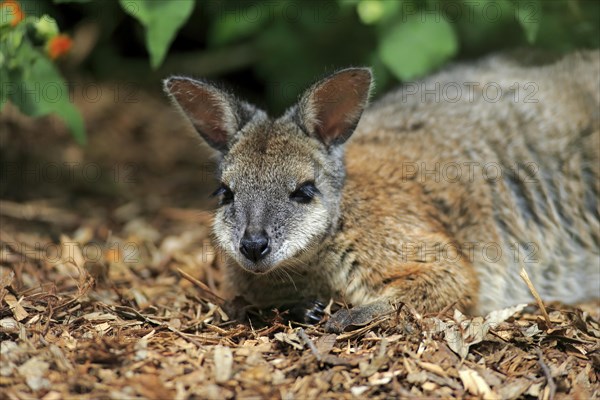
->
[213,345,233,384]
[274,331,304,351]
[4,294,28,321]
[458,368,499,400]
[0,317,20,334]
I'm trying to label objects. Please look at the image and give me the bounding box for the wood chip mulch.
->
[1,199,599,400]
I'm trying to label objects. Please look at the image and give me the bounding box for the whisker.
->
[279,266,298,291]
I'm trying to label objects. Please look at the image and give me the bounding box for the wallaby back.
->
[346,50,599,313]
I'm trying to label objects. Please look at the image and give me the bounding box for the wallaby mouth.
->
[235,240,307,275]
[236,258,275,275]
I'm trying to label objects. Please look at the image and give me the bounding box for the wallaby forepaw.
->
[282,299,327,324]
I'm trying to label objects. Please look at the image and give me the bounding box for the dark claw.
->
[305,310,323,323]
[282,299,326,324]
[312,300,326,313]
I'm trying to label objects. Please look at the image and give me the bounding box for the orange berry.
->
[47,34,73,60]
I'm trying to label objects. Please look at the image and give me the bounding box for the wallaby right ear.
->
[297,68,372,147]
[163,77,250,152]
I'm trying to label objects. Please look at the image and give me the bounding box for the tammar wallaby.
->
[164,50,599,327]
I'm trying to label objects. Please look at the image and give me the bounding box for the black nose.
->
[240,232,270,262]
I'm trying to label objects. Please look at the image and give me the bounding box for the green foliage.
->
[4,0,600,143]
[357,0,399,25]
[194,0,598,107]
[119,0,195,68]
[0,11,86,144]
[379,14,458,81]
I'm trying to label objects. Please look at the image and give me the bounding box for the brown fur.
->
[165,51,599,316]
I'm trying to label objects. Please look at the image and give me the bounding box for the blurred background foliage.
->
[2,0,600,143]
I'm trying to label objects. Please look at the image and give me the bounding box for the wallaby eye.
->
[290,181,319,204]
[211,184,234,206]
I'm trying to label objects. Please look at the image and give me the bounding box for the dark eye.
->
[211,184,234,206]
[290,181,319,203]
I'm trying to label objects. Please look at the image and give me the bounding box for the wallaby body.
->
[165,50,599,319]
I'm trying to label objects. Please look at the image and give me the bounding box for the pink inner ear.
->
[168,79,229,147]
[311,71,371,145]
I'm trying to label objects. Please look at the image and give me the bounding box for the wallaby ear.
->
[163,77,251,152]
[298,68,372,146]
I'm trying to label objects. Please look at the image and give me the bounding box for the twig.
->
[435,300,457,319]
[337,318,388,341]
[167,326,204,348]
[106,304,163,326]
[177,267,225,305]
[535,348,556,400]
[297,328,321,362]
[519,268,551,326]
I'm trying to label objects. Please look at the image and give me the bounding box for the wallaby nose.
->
[240,232,270,262]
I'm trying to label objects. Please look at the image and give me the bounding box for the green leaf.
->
[31,56,86,144]
[34,15,59,41]
[357,0,400,25]
[378,15,457,81]
[357,0,385,24]
[53,98,86,145]
[515,0,541,44]
[119,0,195,68]
[6,40,86,144]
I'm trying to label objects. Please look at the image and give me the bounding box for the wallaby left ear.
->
[298,68,372,146]
[163,76,259,153]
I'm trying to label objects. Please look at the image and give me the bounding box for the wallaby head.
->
[164,68,372,274]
